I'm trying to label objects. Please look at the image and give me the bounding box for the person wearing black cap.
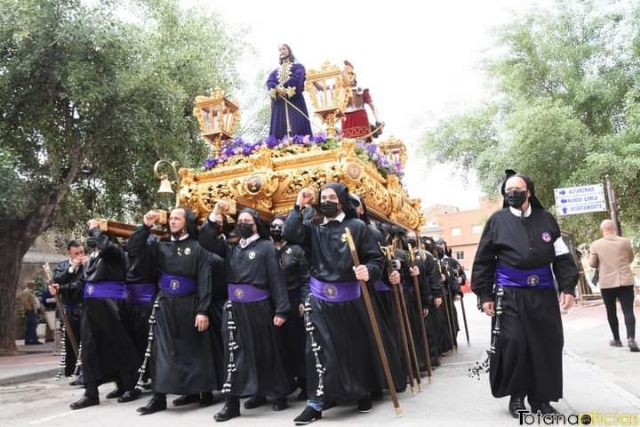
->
[133,207,223,415]
[284,183,384,425]
[62,220,140,410]
[471,171,578,417]
[434,238,462,353]
[200,205,292,422]
[270,216,311,401]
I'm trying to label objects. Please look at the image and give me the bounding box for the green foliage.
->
[0,0,245,230]
[420,0,640,244]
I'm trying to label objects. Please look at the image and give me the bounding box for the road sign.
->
[554,184,608,216]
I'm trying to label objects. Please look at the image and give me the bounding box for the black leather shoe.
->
[356,396,372,413]
[106,388,124,399]
[137,396,167,415]
[70,396,99,410]
[629,338,640,352]
[294,406,322,425]
[431,357,441,367]
[272,398,288,411]
[69,378,84,387]
[244,395,267,409]
[214,399,240,422]
[529,400,559,415]
[173,394,200,407]
[117,388,141,403]
[509,395,527,418]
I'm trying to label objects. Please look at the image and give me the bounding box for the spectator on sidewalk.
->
[21,282,43,345]
[589,219,639,352]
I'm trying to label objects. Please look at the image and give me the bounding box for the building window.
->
[451,227,461,237]
[454,251,464,260]
[472,225,483,234]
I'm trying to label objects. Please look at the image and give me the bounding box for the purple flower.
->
[266,135,278,148]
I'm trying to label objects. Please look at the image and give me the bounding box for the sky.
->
[185,0,550,210]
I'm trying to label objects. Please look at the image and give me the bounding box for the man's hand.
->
[454,294,462,301]
[482,301,495,317]
[353,265,370,282]
[273,315,287,327]
[388,270,401,285]
[434,297,443,308]
[422,308,429,318]
[409,266,420,277]
[296,188,315,207]
[194,314,209,332]
[298,304,305,317]
[559,292,574,312]
[49,283,59,296]
[213,200,230,216]
[87,219,100,230]
[143,210,159,228]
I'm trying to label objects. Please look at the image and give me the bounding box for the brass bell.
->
[157,177,174,196]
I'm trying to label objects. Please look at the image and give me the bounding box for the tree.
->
[0,0,244,354]
[420,0,640,244]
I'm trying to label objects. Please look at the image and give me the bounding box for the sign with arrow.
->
[554,184,607,216]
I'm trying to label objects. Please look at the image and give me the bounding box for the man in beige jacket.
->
[589,219,638,352]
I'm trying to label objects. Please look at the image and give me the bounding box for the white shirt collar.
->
[322,211,346,225]
[239,233,260,248]
[509,205,532,218]
[170,233,190,241]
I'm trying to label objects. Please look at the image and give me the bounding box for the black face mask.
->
[407,239,417,248]
[270,230,283,241]
[505,190,527,209]
[317,201,339,218]
[236,223,254,239]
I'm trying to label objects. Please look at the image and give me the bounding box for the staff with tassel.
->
[407,243,434,380]
[345,228,401,414]
[43,264,79,359]
[381,244,416,393]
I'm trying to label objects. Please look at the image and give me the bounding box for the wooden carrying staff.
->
[380,245,416,393]
[42,264,79,359]
[345,228,401,415]
[407,243,433,379]
[437,259,457,353]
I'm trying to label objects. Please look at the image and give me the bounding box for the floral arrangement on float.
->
[203,134,404,179]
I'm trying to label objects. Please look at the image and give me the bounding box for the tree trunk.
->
[0,163,79,354]
[0,223,31,355]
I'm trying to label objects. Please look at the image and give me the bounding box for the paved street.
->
[1,294,639,427]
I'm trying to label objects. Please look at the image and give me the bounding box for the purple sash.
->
[127,283,157,304]
[159,273,197,296]
[228,283,269,302]
[495,263,555,289]
[310,276,361,302]
[374,281,391,292]
[83,281,127,300]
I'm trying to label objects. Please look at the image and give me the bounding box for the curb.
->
[0,368,58,386]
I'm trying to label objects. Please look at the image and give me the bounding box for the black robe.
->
[415,250,444,360]
[129,225,222,395]
[53,260,84,377]
[375,248,408,392]
[200,222,293,398]
[284,208,384,403]
[277,242,310,382]
[123,233,159,381]
[471,208,578,402]
[81,228,138,398]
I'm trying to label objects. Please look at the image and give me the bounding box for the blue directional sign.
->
[554,184,607,216]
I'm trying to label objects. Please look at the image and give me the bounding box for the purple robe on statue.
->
[266,62,312,139]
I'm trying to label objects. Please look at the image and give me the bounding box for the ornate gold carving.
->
[178,139,423,229]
